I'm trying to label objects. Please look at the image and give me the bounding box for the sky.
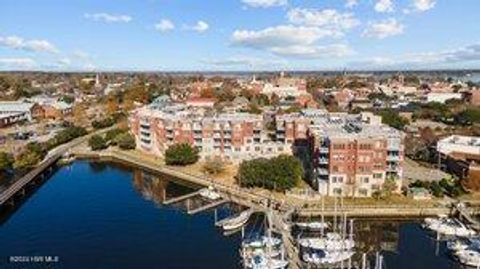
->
[0,0,479,71]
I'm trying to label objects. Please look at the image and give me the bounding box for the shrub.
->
[46,126,87,150]
[105,128,126,144]
[88,135,108,151]
[236,154,303,191]
[0,152,14,172]
[203,157,225,175]
[165,143,199,166]
[116,133,136,150]
[92,117,116,129]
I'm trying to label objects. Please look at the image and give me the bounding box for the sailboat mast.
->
[321,194,325,236]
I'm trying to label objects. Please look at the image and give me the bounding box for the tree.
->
[116,133,136,150]
[0,152,13,172]
[381,177,398,197]
[88,135,108,151]
[236,155,303,191]
[105,128,126,143]
[203,157,225,175]
[165,143,199,166]
[92,117,116,129]
[378,109,409,130]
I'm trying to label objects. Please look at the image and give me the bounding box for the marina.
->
[0,160,479,268]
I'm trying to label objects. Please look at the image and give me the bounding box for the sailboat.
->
[302,250,355,266]
[241,202,288,269]
[295,221,330,231]
[298,232,355,251]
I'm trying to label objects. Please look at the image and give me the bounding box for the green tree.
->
[165,143,199,166]
[236,155,303,191]
[378,109,409,130]
[88,135,108,151]
[0,152,14,172]
[116,133,136,150]
[381,177,398,197]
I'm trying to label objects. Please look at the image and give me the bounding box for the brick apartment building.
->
[130,99,404,197]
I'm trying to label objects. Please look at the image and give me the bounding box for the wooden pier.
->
[163,190,202,205]
[188,199,228,215]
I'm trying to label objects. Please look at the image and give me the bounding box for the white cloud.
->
[0,58,36,69]
[269,43,354,58]
[241,0,287,8]
[84,13,132,23]
[345,0,358,9]
[374,0,394,13]
[412,0,436,12]
[190,20,209,33]
[287,8,359,31]
[350,44,480,69]
[231,24,352,58]
[363,18,404,39]
[232,25,339,49]
[0,35,58,53]
[154,19,175,32]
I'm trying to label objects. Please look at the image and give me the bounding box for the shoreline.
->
[73,149,472,219]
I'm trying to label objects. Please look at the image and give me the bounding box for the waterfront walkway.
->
[74,148,466,219]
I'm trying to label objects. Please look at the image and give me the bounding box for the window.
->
[362,177,369,184]
[373,173,383,179]
[333,188,342,195]
[358,189,368,196]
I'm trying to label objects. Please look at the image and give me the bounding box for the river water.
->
[0,161,466,268]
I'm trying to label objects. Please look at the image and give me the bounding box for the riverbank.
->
[71,147,471,218]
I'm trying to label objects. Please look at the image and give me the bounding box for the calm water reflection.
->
[0,161,465,268]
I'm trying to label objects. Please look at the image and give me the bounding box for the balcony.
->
[319,147,329,154]
[387,155,401,161]
[318,158,329,164]
[317,168,329,175]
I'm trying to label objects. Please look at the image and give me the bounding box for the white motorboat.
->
[424,217,476,237]
[295,221,329,231]
[199,187,221,200]
[221,210,252,231]
[242,236,283,249]
[455,249,480,267]
[299,233,355,251]
[302,250,355,265]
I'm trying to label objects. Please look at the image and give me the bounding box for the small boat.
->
[221,210,252,231]
[302,250,355,266]
[242,236,282,249]
[424,217,476,237]
[299,233,355,251]
[198,187,221,200]
[455,249,480,267]
[295,221,329,231]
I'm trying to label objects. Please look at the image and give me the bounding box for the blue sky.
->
[0,0,479,71]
